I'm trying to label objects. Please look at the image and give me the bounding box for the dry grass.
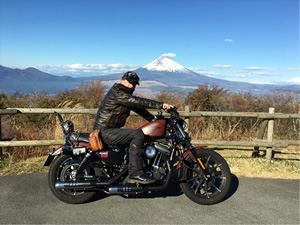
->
[218,146,300,179]
[0,156,49,176]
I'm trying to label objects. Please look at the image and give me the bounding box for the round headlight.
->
[62,120,74,134]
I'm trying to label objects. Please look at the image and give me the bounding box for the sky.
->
[0,0,299,85]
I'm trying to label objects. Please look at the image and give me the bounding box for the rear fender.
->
[43,145,64,166]
[52,145,64,156]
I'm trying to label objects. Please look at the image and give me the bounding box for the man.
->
[93,71,173,184]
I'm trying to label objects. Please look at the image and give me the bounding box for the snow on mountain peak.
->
[142,54,190,73]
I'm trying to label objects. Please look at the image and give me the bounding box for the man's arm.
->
[115,91,163,110]
[132,108,155,122]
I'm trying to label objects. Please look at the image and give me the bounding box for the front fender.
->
[176,146,209,180]
[176,146,208,170]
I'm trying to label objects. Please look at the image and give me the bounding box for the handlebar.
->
[156,107,179,120]
[168,107,179,117]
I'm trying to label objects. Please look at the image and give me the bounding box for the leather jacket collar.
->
[116,83,134,95]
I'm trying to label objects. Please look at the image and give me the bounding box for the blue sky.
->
[0,0,299,85]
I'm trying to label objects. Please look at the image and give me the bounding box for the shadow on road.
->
[222,173,239,203]
[128,181,184,199]
[89,173,239,203]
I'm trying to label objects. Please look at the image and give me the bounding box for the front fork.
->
[176,146,210,180]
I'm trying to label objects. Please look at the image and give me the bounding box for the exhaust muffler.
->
[55,167,128,190]
[108,185,144,194]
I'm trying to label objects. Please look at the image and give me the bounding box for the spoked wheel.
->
[180,149,231,205]
[48,155,97,204]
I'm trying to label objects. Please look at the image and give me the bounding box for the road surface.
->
[0,173,299,224]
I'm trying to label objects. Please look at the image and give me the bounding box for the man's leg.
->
[127,129,145,177]
[100,128,155,184]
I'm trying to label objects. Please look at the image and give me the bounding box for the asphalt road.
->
[0,173,299,224]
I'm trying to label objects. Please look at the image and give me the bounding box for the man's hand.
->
[163,103,174,112]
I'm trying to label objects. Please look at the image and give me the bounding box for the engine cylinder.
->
[145,145,157,158]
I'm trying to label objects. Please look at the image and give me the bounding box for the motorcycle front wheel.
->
[48,155,97,204]
[180,149,231,205]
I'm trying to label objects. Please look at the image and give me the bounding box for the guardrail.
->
[0,107,299,160]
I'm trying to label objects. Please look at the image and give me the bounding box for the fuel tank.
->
[140,120,166,138]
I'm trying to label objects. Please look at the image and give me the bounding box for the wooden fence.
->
[0,107,299,160]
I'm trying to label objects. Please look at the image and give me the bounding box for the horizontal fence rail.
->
[2,108,300,119]
[0,107,299,160]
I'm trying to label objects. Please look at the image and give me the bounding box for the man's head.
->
[122,71,140,86]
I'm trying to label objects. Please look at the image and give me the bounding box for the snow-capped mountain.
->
[98,55,299,95]
[142,55,191,73]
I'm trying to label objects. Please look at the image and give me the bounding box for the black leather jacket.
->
[93,83,163,129]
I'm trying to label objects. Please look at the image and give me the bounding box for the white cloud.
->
[287,68,299,70]
[213,65,232,69]
[67,64,86,69]
[35,63,139,77]
[243,67,275,71]
[225,39,233,42]
[161,53,176,58]
[287,77,300,84]
[248,81,275,85]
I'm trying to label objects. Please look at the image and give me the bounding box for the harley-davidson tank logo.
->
[99,151,108,158]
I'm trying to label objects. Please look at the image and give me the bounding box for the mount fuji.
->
[97,55,297,95]
[142,55,191,73]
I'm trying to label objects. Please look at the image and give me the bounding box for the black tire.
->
[180,149,231,205]
[48,155,97,204]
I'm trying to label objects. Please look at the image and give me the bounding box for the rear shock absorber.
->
[73,151,92,178]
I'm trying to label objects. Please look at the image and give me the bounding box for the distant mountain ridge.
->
[0,65,74,81]
[0,56,298,95]
[0,65,77,95]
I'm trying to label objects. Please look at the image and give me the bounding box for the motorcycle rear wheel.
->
[180,149,231,205]
[48,155,97,204]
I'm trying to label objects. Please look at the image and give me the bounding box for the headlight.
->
[62,120,74,134]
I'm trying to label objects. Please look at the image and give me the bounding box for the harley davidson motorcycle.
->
[44,108,231,205]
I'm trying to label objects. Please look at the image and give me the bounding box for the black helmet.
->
[122,71,140,85]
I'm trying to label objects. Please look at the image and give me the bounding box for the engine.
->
[144,144,169,180]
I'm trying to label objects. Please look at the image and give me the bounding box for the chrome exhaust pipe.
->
[108,185,144,194]
[55,167,128,190]
[55,181,97,189]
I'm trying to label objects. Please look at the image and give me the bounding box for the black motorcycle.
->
[44,108,231,204]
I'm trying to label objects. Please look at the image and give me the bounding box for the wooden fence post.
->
[266,107,275,160]
[0,115,2,159]
[184,105,190,134]
[252,119,268,157]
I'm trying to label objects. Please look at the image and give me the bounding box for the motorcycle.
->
[44,108,231,205]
